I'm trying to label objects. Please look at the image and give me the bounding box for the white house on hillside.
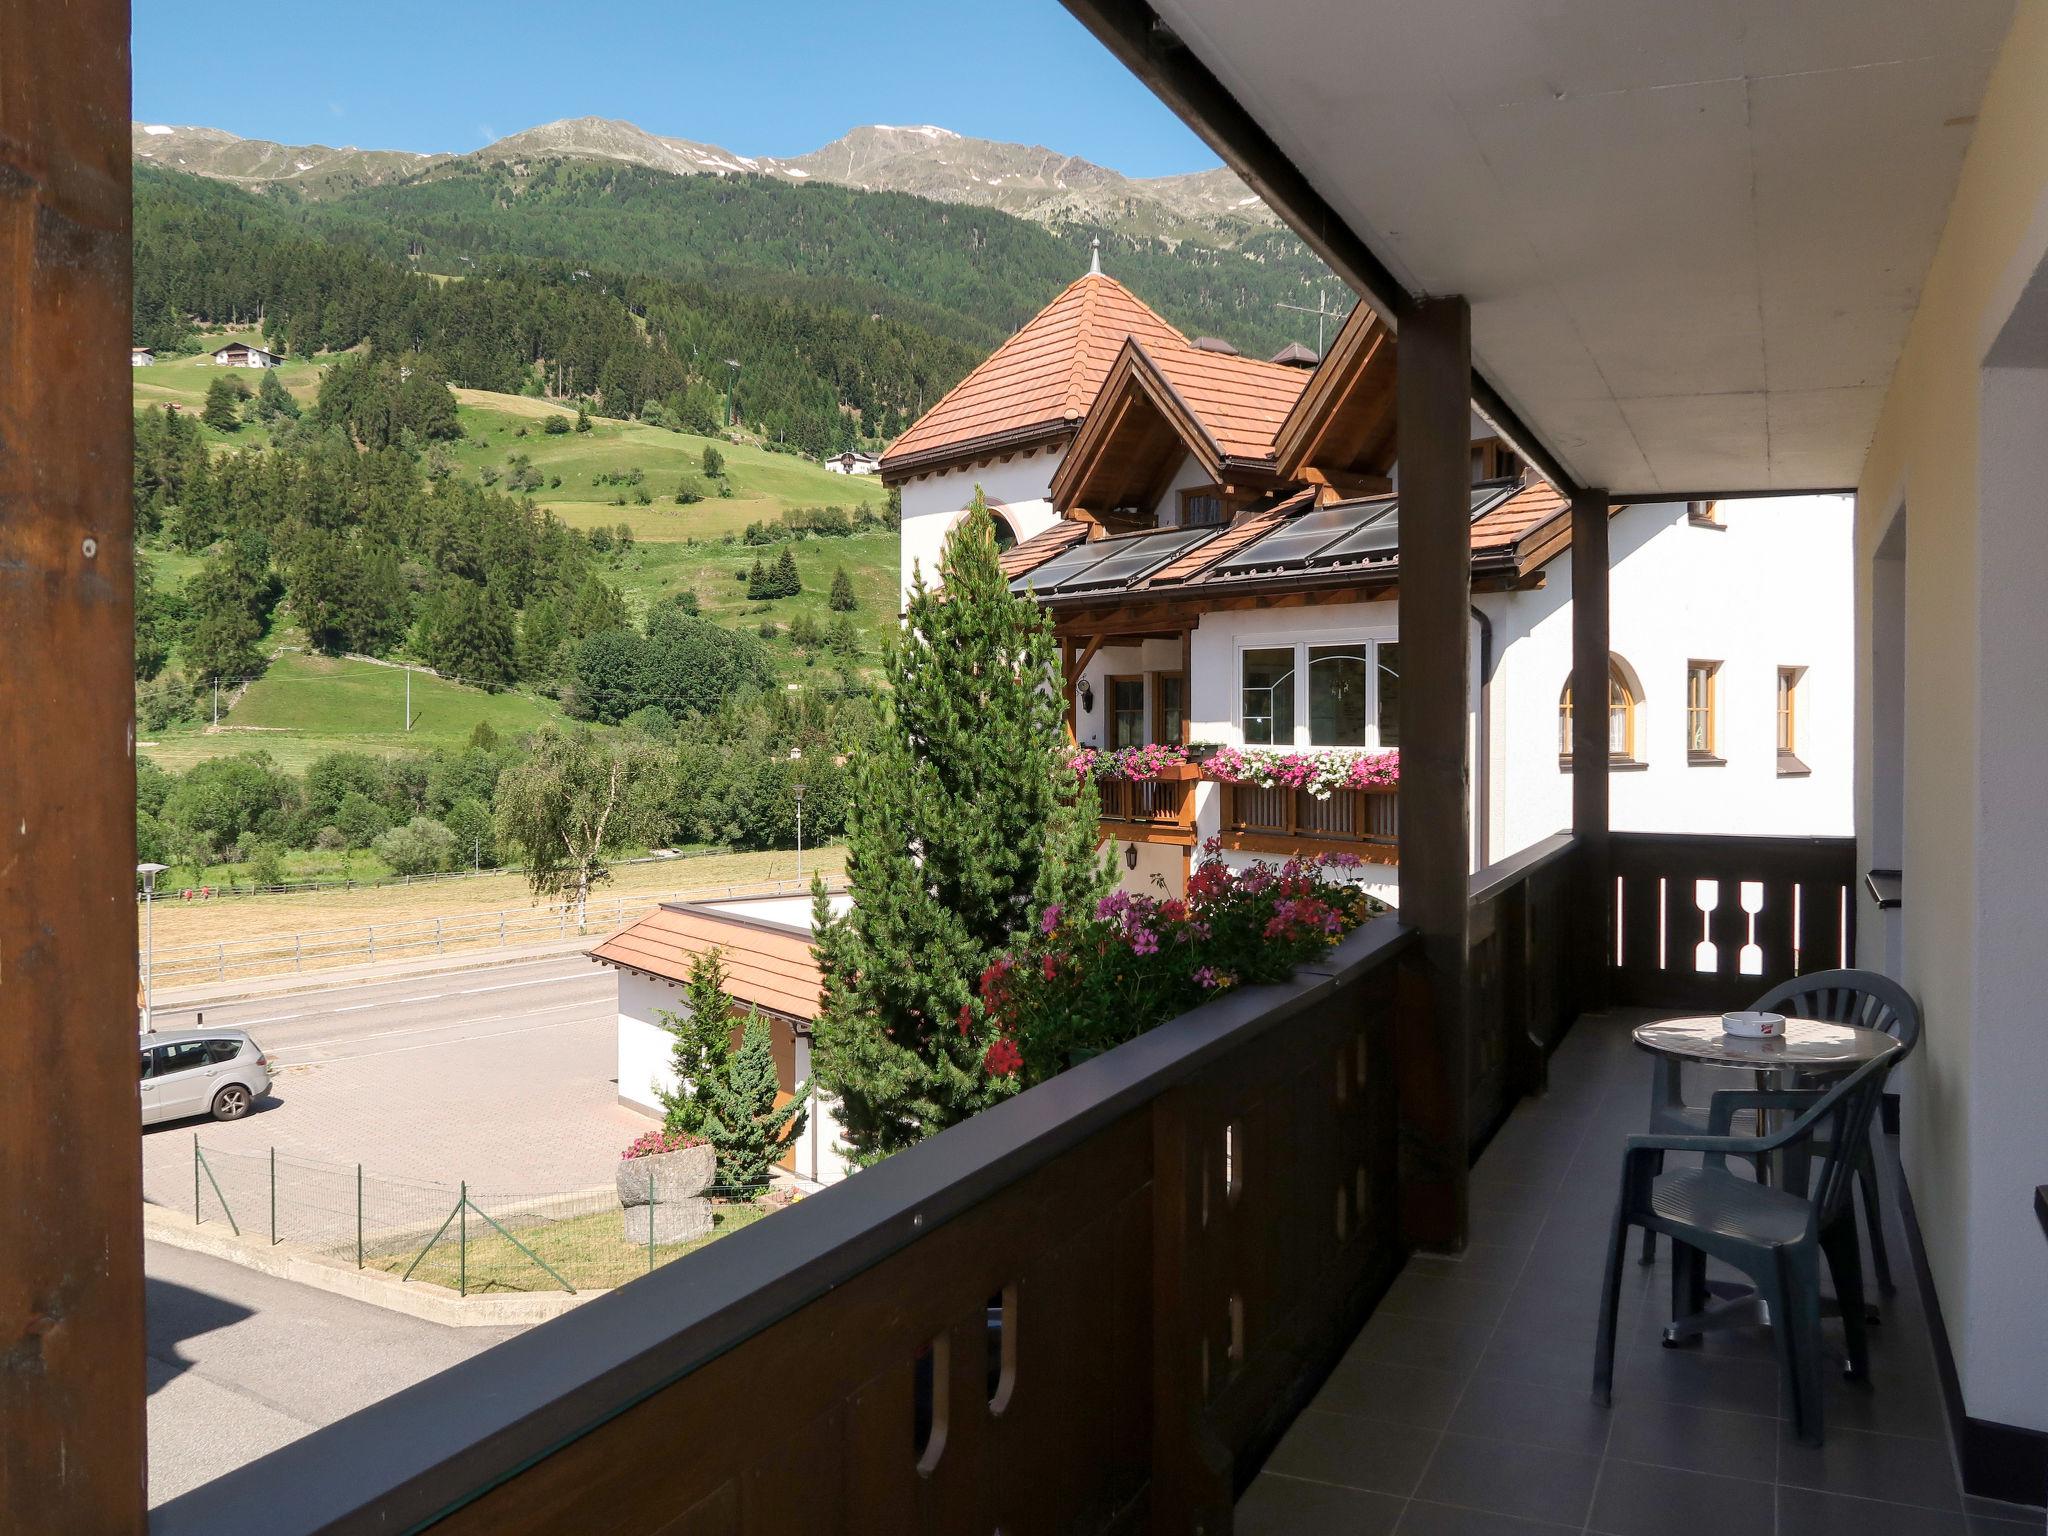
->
[211,341,281,368]
[881,272,1851,901]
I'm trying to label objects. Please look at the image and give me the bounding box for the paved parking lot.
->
[141,953,651,1213]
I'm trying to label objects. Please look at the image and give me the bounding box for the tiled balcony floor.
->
[1238,1011,2047,1535]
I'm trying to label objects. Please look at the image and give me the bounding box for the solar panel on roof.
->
[1008,539,1117,594]
[1313,508,1401,564]
[1049,527,1216,593]
[1209,503,1381,575]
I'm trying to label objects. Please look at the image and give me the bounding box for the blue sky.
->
[132,0,1219,177]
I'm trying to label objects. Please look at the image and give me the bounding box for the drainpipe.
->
[1470,603,1493,870]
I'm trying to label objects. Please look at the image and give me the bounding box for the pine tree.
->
[656,947,737,1136]
[746,555,772,600]
[700,1011,807,1191]
[772,546,801,597]
[828,566,857,612]
[202,374,246,432]
[254,367,299,422]
[811,492,1110,1165]
[574,403,592,433]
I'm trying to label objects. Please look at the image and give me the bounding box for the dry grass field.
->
[143,845,849,953]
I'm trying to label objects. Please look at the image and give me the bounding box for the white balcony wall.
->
[897,445,1064,606]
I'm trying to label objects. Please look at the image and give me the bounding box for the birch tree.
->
[493,726,666,929]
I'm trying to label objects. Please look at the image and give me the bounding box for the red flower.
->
[956,1003,974,1036]
[984,1038,1024,1078]
[1041,953,1059,981]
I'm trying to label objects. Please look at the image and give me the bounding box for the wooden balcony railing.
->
[156,921,1428,1536]
[1606,831,1858,1012]
[1097,775,1199,844]
[1217,782,1399,864]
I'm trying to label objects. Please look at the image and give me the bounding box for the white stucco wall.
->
[1486,497,1855,858]
[1848,10,2048,1437]
[616,971,683,1116]
[897,446,1065,605]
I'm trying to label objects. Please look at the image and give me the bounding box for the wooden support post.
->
[1,3,148,1529]
[1570,485,1613,1012]
[1394,296,1473,1253]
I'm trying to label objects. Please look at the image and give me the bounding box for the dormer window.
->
[1181,488,1228,527]
[1470,437,1520,484]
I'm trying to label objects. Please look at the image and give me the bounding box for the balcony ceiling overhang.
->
[1066,0,2014,496]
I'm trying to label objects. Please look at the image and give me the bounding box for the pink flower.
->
[1129,927,1160,956]
[1039,904,1063,935]
[1194,966,1219,989]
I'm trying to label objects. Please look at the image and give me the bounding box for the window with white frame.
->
[1240,638,1399,748]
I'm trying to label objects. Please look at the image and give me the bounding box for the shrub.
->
[374,815,455,876]
[246,842,287,887]
[314,825,347,852]
[544,413,570,435]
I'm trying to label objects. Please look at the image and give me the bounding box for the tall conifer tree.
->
[811,493,1109,1164]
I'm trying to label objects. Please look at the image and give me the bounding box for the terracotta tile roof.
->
[1471,479,1567,550]
[1143,487,1320,585]
[590,904,824,1020]
[882,273,1190,472]
[1145,345,1311,462]
[999,519,1089,579]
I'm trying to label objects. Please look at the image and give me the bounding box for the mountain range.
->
[132,116,1280,247]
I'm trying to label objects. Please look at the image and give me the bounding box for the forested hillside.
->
[134,157,1335,455]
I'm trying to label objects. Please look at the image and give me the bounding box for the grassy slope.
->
[131,330,324,450]
[609,529,898,679]
[141,652,574,774]
[134,366,899,737]
[448,392,888,542]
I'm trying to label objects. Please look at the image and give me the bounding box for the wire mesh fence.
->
[173,1138,791,1296]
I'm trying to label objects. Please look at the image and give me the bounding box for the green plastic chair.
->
[1594,1048,1898,1444]
[1748,970,1920,1294]
[1640,968,1922,1281]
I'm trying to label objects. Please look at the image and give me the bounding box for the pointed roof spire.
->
[1089,235,1102,276]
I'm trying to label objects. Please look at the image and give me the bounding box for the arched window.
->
[989,508,1019,554]
[1560,657,1642,763]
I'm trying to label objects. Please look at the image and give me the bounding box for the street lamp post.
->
[789,747,806,883]
[137,861,168,1032]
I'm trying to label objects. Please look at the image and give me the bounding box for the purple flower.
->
[1129,927,1160,955]
[1194,966,1219,989]
[1039,903,1063,935]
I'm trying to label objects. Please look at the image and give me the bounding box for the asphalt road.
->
[146,1238,520,1508]
[144,950,612,1068]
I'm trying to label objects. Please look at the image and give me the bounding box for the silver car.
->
[139,1029,271,1125]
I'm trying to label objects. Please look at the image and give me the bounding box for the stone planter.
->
[617,1141,715,1244]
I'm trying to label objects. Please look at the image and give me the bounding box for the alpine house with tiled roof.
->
[889,265,1852,901]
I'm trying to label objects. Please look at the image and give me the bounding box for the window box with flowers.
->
[1202,746,1400,858]
[616,1128,715,1243]
[962,847,1385,1086]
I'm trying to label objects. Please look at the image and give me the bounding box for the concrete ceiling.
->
[1140,0,2013,494]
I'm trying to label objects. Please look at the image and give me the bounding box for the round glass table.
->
[1631,1014,1897,1072]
